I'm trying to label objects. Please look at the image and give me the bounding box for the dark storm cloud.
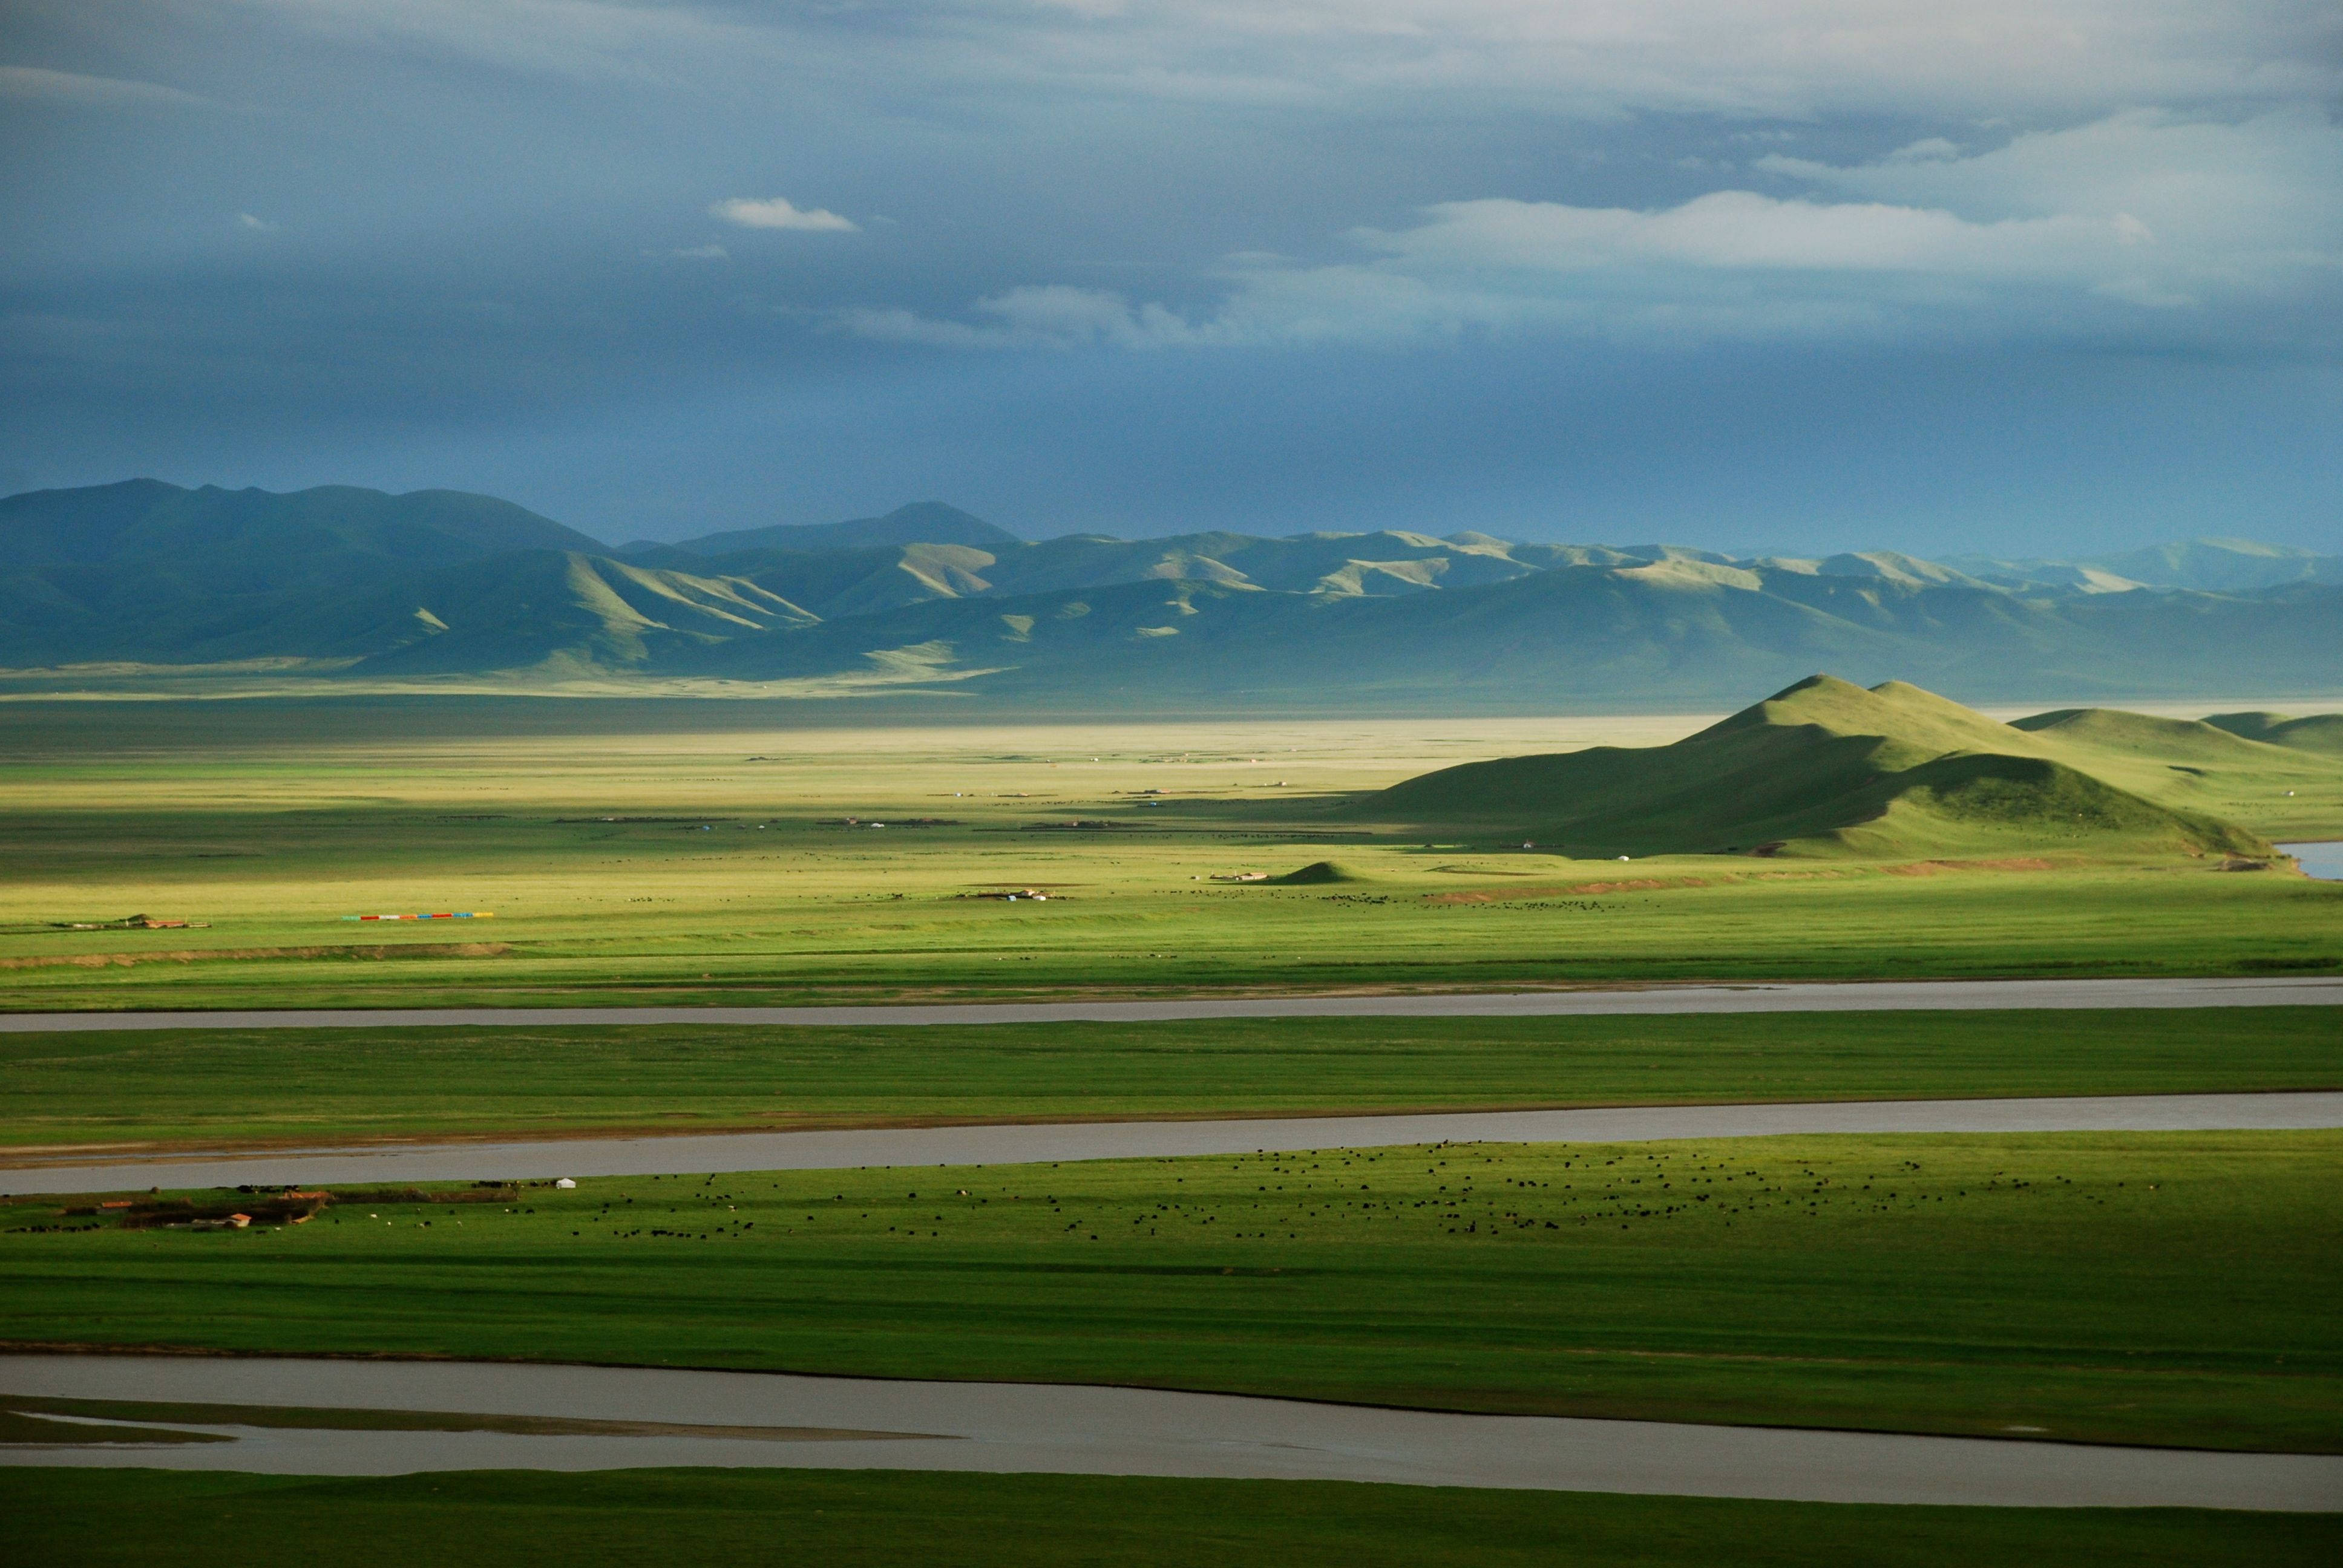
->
[2,1,2338,552]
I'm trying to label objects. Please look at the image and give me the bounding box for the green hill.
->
[2204,711,2343,756]
[2008,707,2343,835]
[1273,860,1366,884]
[1365,675,2270,861]
[2013,707,2285,759]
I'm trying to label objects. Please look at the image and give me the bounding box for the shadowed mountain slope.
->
[1363,676,2271,860]
[26,550,815,673]
[346,553,817,675]
[620,543,1005,622]
[0,480,598,573]
[0,480,606,664]
[647,502,1020,557]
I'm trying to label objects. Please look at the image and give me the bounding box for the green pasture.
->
[7,1130,2337,1452]
[5,1469,2335,1568]
[5,1008,2338,1153]
[2,702,2337,1009]
[1,812,2336,1011]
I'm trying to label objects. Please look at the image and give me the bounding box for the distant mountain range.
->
[2,480,2338,707]
[1945,539,2343,596]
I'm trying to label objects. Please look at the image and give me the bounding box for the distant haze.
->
[2,7,2339,554]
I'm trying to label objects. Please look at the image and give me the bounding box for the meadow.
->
[7,699,2341,1557]
[2,699,2338,1012]
[5,1468,2335,1568]
[5,1008,2339,1154]
[7,1130,2338,1452]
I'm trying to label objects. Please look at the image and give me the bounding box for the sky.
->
[2,1,2339,555]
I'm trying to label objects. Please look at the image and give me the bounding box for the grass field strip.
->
[6,707,2338,1012]
[8,1091,2338,1192]
[6,975,2341,1032]
[4,1355,2338,1510]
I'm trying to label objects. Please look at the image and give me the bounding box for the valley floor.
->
[6,1129,2339,1453]
[1,705,2338,1011]
[7,700,2339,1560]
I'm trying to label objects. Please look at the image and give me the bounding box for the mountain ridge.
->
[639,501,1021,558]
[4,480,2339,707]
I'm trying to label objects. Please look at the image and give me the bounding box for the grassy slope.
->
[2010,707,2343,837]
[5,1009,2339,1153]
[1368,676,2291,858]
[6,1131,2338,1452]
[2208,711,2343,756]
[7,1470,2336,1568]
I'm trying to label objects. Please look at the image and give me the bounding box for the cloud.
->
[236,213,279,232]
[839,110,2343,350]
[838,287,1201,349]
[1754,109,2343,299]
[651,243,730,261]
[0,65,224,111]
[217,2,2341,121]
[1351,192,2153,279]
[1884,138,1965,165]
[894,1,2338,120]
[227,0,761,86]
[711,197,858,234]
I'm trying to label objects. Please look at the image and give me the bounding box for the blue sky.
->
[2,1,2339,553]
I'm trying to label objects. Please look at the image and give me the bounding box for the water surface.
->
[6,1090,2341,1197]
[4,1354,2339,1510]
[2279,843,2343,881]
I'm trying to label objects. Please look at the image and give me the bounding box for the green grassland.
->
[1,696,2338,1010]
[6,1009,2339,1154]
[7,1130,2338,1452]
[6,1469,2336,1568]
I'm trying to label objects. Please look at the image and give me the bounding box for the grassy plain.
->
[7,1131,2338,1452]
[5,1008,2339,1154]
[6,1469,2336,1568]
[1,700,2338,1011]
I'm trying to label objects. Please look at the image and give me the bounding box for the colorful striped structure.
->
[340,912,495,921]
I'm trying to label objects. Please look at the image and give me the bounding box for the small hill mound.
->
[2204,711,2343,756]
[2011,708,2285,763]
[1273,860,1366,884]
[1365,674,2266,861]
